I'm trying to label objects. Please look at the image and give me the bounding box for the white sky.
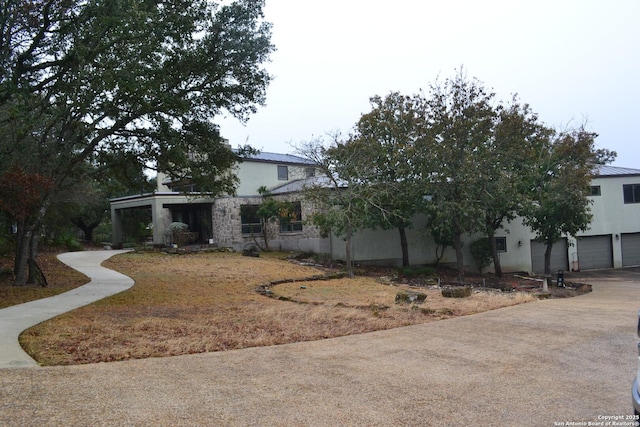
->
[216,0,640,168]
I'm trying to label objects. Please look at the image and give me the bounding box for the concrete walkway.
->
[0,259,638,425]
[0,250,132,368]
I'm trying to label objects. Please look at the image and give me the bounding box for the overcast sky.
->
[216,0,639,168]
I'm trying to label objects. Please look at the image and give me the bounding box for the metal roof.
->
[594,165,640,177]
[241,151,316,165]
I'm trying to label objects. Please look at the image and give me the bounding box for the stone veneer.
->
[211,195,324,253]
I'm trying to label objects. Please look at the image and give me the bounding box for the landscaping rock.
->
[441,287,472,298]
[395,290,427,305]
[242,248,260,257]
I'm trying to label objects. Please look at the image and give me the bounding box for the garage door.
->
[622,233,640,267]
[576,235,613,270]
[530,238,568,274]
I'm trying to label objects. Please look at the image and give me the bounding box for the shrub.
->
[65,237,83,252]
[470,238,492,273]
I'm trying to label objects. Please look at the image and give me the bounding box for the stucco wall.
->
[325,174,640,273]
[234,162,311,196]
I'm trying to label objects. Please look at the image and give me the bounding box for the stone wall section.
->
[211,195,324,253]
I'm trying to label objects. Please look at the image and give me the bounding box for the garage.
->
[622,233,640,267]
[576,235,613,270]
[530,238,568,274]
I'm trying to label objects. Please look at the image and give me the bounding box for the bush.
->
[50,235,83,252]
[65,237,83,252]
[470,238,492,273]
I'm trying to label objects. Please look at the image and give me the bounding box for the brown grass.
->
[0,250,89,308]
[19,251,536,366]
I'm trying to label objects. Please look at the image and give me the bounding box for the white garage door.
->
[530,238,568,274]
[576,235,613,270]
[622,233,640,267]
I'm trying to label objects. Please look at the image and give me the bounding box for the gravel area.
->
[0,265,638,426]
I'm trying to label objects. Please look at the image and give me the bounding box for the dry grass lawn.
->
[20,251,536,366]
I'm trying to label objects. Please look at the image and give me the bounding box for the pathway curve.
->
[0,250,133,368]
[0,262,638,425]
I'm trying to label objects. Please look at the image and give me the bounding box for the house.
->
[110,151,326,253]
[326,165,640,274]
[111,152,640,275]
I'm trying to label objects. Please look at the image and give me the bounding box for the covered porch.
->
[110,193,214,247]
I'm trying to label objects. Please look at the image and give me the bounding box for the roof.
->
[270,176,345,195]
[240,151,316,165]
[594,165,640,177]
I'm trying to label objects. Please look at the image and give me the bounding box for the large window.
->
[240,205,262,234]
[280,202,303,233]
[277,165,288,180]
[623,184,640,204]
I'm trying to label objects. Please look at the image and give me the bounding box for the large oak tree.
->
[521,127,615,291]
[0,0,274,284]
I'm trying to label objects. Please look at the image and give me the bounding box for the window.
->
[623,184,640,204]
[277,165,288,180]
[305,167,316,178]
[590,186,601,196]
[240,205,262,235]
[280,201,303,233]
[495,237,507,253]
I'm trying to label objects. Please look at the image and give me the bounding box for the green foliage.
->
[120,209,152,245]
[470,238,492,273]
[296,136,372,277]
[346,92,427,266]
[520,127,615,289]
[51,235,84,252]
[0,0,274,284]
[413,70,497,282]
[296,68,615,283]
[398,266,435,278]
[252,187,292,251]
[93,219,113,245]
[65,238,84,252]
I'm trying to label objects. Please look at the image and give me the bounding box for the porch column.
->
[151,198,165,246]
[110,206,123,247]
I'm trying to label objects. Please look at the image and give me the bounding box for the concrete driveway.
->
[0,261,638,426]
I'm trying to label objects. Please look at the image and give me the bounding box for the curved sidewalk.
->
[0,250,133,369]
[0,262,638,424]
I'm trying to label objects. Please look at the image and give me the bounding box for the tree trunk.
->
[84,227,94,243]
[453,231,464,283]
[27,230,39,284]
[398,226,409,267]
[345,223,354,278]
[14,222,31,286]
[487,228,502,278]
[79,223,97,242]
[261,220,270,251]
[434,244,445,266]
[13,194,52,286]
[543,240,553,292]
